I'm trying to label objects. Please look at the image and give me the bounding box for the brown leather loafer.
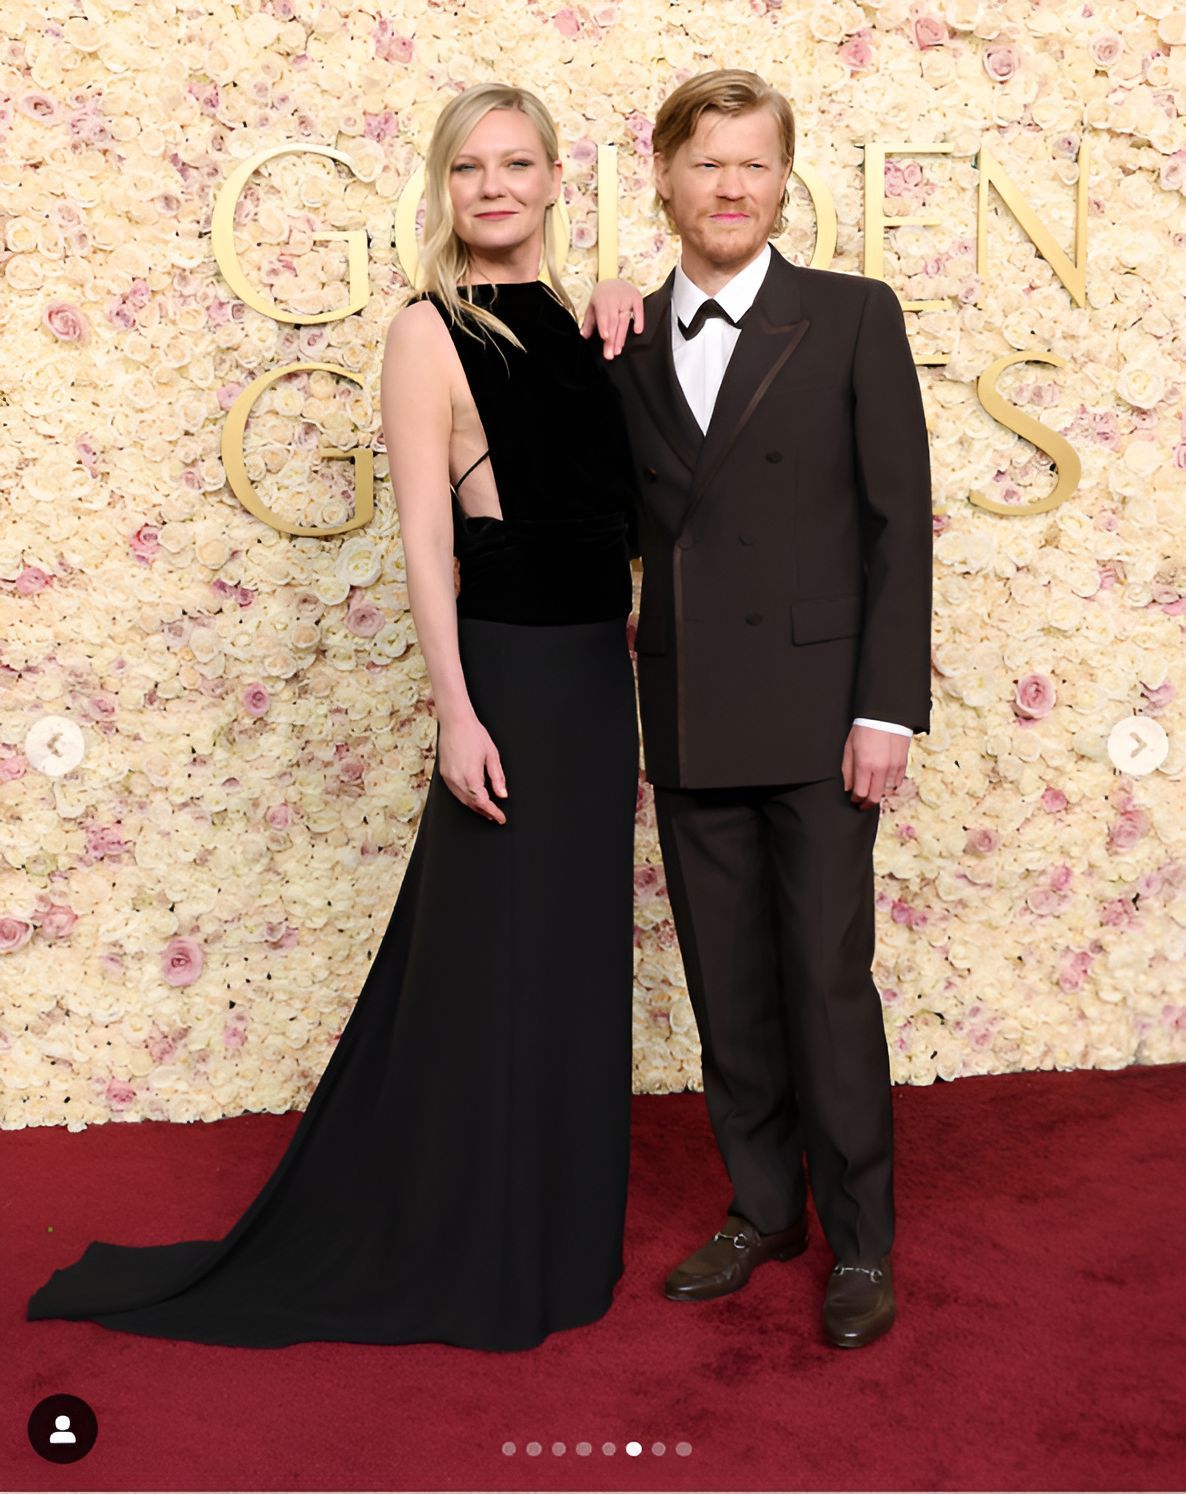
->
[664,1212,808,1302]
[822,1256,896,1347]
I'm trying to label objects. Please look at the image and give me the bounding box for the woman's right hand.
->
[438,712,508,824]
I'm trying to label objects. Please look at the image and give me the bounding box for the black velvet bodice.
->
[413,280,638,626]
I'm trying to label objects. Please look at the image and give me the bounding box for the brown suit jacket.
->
[605,244,933,790]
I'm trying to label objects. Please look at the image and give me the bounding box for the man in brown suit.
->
[602,70,932,1347]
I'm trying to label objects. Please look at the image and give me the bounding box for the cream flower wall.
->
[1,0,1184,1129]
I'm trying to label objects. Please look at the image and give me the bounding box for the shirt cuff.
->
[852,717,914,738]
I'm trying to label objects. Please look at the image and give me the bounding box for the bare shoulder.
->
[385,294,450,352]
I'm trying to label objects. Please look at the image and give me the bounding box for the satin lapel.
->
[619,274,703,474]
[681,252,810,532]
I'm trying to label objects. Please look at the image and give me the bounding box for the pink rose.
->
[146,1027,187,1064]
[0,754,27,782]
[625,111,653,155]
[1108,809,1149,851]
[1090,31,1122,67]
[242,683,269,718]
[569,137,598,166]
[18,93,59,122]
[364,110,399,143]
[913,14,947,48]
[964,828,1000,855]
[345,597,384,637]
[15,566,51,595]
[373,19,413,62]
[983,43,1019,82]
[1015,672,1055,719]
[264,921,299,948]
[0,917,34,953]
[1141,681,1174,710]
[1058,949,1093,992]
[223,1015,248,1050]
[44,300,90,343]
[838,32,875,71]
[130,524,160,563]
[106,1077,136,1112]
[337,754,365,784]
[40,904,78,939]
[1100,897,1137,928]
[161,936,204,987]
[266,803,293,830]
[554,7,581,37]
[85,823,128,860]
[88,692,118,719]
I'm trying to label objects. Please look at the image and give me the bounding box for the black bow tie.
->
[677,297,742,341]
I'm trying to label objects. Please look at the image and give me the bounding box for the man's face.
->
[654,107,792,269]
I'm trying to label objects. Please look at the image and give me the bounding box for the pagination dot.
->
[602,1441,616,1455]
[552,1441,566,1456]
[501,1442,515,1456]
[576,1441,592,1456]
[676,1439,693,1456]
[526,1440,542,1456]
[627,1440,642,1456]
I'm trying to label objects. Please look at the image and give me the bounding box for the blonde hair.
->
[652,69,796,237]
[415,83,573,351]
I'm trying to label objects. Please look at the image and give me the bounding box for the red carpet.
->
[6,1064,1185,1492]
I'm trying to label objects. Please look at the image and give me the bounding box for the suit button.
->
[642,466,658,482]
[739,531,756,545]
[765,450,782,463]
[677,535,694,550]
[745,612,763,625]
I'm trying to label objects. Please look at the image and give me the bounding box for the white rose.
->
[336,536,382,587]
[1115,364,1165,409]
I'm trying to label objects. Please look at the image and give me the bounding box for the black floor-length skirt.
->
[27,615,639,1350]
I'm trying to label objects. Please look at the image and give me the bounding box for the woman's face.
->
[448,107,561,264]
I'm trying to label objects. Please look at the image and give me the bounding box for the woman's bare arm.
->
[380,302,508,823]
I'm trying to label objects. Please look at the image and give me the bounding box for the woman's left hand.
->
[580,278,645,359]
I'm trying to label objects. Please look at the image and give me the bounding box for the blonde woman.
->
[28,84,647,1352]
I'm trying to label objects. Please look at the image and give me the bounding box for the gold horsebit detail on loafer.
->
[831,1264,885,1282]
[711,1228,753,1250]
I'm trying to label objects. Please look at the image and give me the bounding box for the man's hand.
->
[579,278,645,359]
[842,724,910,809]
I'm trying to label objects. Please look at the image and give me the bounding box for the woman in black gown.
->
[26,83,646,1351]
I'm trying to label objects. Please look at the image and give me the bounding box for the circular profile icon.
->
[27,1393,98,1464]
[25,715,86,777]
[1106,714,1168,777]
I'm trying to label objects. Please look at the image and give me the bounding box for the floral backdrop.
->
[2,0,1185,1131]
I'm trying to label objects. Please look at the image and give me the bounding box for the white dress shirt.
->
[669,243,913,741]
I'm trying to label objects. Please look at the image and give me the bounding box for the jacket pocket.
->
[790,592,864,644]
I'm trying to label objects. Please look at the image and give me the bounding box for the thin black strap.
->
[451,449,490,495]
